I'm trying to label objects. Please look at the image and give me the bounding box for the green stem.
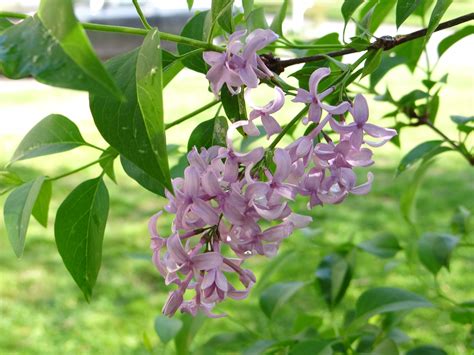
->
[165,100,220,130]
[84,142,106,152]
[434,277,458,306]
[270,44,345,50]
[424,120,473,164]
[178,47,205,61]
[0,11,224,52]
[47,155,110,181]
[268,106,309,149]
[132,0,152,30]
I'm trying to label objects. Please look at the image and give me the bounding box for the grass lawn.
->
[1,11,474,354]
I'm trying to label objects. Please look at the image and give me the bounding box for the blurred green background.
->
[1,1,474,354]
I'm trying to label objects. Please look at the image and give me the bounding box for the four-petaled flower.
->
[293,67,351,124]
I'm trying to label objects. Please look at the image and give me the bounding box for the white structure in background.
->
[89,0,105,14]
[291,0,313,33]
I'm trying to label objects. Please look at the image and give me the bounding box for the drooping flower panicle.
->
[150,30,397,318]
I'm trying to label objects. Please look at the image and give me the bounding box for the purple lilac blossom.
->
[292,67,351,124]
[245,87,285,138]
[150,66,397,318]
[203,29,279,96]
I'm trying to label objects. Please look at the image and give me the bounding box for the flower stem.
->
[132,0,152,30]
[165,100,220,130]
[268,106,309,150]
[424,120,474,165]
[0,11,224,52]
[47,155,110,181]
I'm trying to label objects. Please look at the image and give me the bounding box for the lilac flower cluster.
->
[150,30,397,318]
[203,29,278,96]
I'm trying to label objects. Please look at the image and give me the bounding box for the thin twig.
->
[132,0,152,30]
[264,13,474,74]
[0,11,224,52]
[165,100,220,130]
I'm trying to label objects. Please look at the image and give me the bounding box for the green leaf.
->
[427,91,440,123]
[242,0,254,18]
[425,0,453,45]
[260,281,306,318]
[450,301,474,325]
[0,15,120,97]
[244,340,277,355]
[162,50,185,87]
[398,89,429,106]
[341,0,364,29]
[270,0,288,36]
[0,18,13,32]
[136,29,172,192]
[400,159,433,225]
[393,37,425,72]
[413,0,435,17]
[99,147,119,183]
[397,140,443,175]
[90,50,170,194]
[187,116,228,151]
[362,48,383,78]
[4,176,45,257]
[356,2,376,40]
[372,338,399,355]
[293,313,323,333]
[246,7,268,32]
[290,33,342,90]
[55,177,109,301]
[38,0,121,98]
[120,156,165,196]
[418,233,459,275]
[396,0,422,28]
[358,233,401,259]
[450,115,474,126]
[199,332,254,353]
[355,287,432,321]
[0,170,24,195]
[451,206,471,236]
[220,87,247,136]
[154,315,183,344]
[406,345,447,355]
[212,0,234,34]
[347,37,371,51]
[32,180,52,227]
[315,253,353,309]
[10,114,86,163]
[186,0,194,10]
[369,0,397,33]
[289,340,333,355]
[438,26,474,58]
[174,313,207,355]
[177,11,211,73]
